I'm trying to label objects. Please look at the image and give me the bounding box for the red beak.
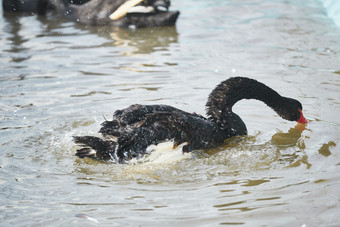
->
[297,109,308,124]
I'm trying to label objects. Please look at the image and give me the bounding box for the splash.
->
[65,122,310,183]
[118,141,193,182]
[129,141,192,165]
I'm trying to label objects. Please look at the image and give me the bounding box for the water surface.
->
[1,0,340,226]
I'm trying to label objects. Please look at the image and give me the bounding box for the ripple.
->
[70,91,112,97]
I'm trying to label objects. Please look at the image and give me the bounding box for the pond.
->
[1,0,340,226]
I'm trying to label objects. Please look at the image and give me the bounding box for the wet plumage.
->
[74,77,307,163]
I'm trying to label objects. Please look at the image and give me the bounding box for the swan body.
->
[74,77,307,163]
[3,0,179,28]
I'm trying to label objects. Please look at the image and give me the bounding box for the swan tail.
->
[73,136,117,162]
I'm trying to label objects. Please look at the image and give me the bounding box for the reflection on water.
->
[271,124,306,147]
[271,124,311,168]
[318,141,336,157]
[1,0,340,226]
[81,24,179,55]
[109,27,179,55]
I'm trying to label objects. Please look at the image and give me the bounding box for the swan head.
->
[276,97,308,124]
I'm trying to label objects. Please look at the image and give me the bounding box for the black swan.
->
[3,0,180,28]
[74,77,308,163]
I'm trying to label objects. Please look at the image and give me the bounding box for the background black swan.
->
[3,0,179,28]
[74,77,307,163]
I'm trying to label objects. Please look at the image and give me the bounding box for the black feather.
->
[74,77,305,163]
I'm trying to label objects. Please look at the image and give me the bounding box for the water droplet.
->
[128,25,137,30]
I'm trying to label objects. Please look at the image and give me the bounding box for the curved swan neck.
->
[205,77,282,123]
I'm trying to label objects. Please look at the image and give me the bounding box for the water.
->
[1,0,340,226]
